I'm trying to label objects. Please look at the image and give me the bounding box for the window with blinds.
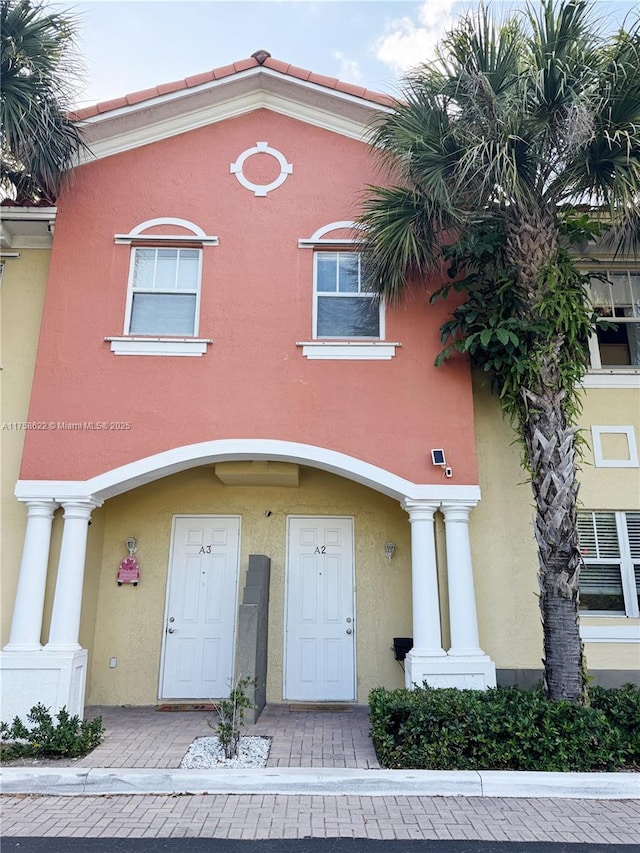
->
[577,511,640,617]
[125,247,202,336]
[588,270,640,367]
[314,252,381,339]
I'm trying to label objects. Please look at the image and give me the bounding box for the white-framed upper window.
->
[589,270,640,369]
[314,251,382,339]
[124,246,202,336]
[578,510,640,617]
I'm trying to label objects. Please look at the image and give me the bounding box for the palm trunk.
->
[507,211,587,704]
[522,359,586,703]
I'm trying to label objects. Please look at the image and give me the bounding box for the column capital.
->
[401,499,440,521]
[440,501,477,520]
[18,499,59,518]
[59,498,103,519]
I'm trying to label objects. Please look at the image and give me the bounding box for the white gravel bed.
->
[180,735,271,769]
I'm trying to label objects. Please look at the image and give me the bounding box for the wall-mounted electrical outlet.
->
[109,657,117,668]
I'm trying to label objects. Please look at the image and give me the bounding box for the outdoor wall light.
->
[126,537,137,555]
[385,542,395,560]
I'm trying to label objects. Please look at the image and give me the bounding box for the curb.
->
[1,767,639,799]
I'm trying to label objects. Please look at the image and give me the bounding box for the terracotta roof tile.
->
[262,58,290,74]
[282,64,312,82]
[335,81,367,99]
[233,58,257,73]
[184,70,216,88]
[156,80,186,96]
[363,89,396,108]
[126,87,161,106]
[70,54,393,121]
[69,105,95,121]
[95,96,128,114]
[308,72,338,90]
[211,62,237,80]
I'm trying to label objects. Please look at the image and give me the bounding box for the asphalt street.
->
[2,840,639,852]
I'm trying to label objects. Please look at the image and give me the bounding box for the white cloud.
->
[375,0,457,76]
[333,50,363,83]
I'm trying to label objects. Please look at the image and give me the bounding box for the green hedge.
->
[591,683,640,766]
[369,683,640,771]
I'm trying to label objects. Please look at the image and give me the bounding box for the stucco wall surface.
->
[20,108,477,486]
[0,249,50,646]
[579,389,640,509]
[472,374,640,675]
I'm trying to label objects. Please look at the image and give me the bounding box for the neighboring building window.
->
[578,511,640,617]
[314,252,381,339]
[589,270,640,367]
[125,247,202,336]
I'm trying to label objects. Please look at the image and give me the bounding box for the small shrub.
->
[0,703,104,760]
[209,675,256,759]
[369,684,628,771]
[591,683,640,767]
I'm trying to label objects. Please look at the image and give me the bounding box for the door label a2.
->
[314,546,326,554]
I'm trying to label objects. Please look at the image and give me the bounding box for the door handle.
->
[167,627,177,633]
[346,628,353,634]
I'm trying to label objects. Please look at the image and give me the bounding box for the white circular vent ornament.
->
[230,141,293,196]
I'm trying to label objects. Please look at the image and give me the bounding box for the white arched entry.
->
[3,439,495,720]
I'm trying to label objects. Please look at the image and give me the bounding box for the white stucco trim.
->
[591,425,639,468]
[580,624,640,643]
[296,342,400,360]
[582,372,640,388]
[298,220,364,248]
[114,217,219,245]
[105,337,212,356]
[230,142,293,196]
[15,439,481,504]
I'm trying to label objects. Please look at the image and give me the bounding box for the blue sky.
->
[49,0,640,108]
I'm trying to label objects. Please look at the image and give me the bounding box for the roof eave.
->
[74,66,392,163]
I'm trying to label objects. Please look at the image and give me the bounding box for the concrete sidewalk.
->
[2,764,639,799]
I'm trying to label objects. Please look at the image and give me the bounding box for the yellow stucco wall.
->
[471,374,542,669]
[579,390,640,508]
[86,466,413,705]
[0,249,50,646]
[472,373,640,675]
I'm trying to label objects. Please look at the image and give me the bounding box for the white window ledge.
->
[296,341,401,360]
[580,624,640,643]
[582,370,640,389]
[105,337,212,357]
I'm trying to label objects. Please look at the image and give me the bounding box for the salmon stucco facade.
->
[1,53,638,722]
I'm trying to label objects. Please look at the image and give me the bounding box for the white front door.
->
[285,517,355,701]
[161,516,240,699]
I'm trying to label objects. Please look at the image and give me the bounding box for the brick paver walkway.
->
[74,704,379,769]
[2,793,639,842]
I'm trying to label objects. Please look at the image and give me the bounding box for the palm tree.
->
[1,0,86,203]
[359,0,640,703]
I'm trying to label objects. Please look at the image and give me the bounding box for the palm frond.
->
[358,185,455,303]
[0,0,86,202]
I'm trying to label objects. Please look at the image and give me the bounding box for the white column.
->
[4,500,58,651]
[441,502,485,656]
[402,500,446,656]
[45,499,101,651]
